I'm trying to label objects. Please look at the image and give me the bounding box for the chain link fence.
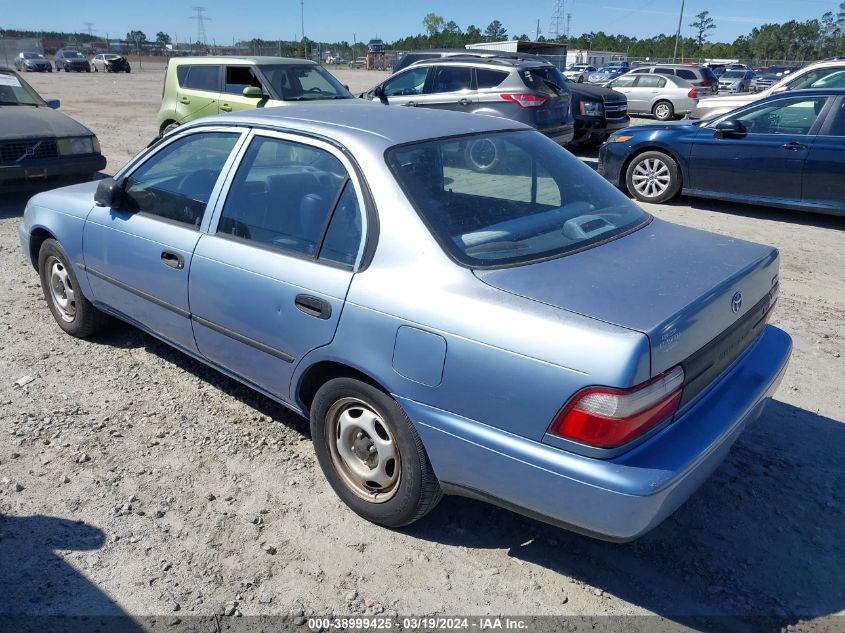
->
[0,38,43,66]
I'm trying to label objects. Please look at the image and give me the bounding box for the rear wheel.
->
[625,151,681,204]
[310,377,442,527]
[652,100,675,121]
[38,239,108,338]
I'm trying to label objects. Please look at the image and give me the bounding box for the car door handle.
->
[161,251,184,269]
[405,101,416,107]
[295,294,332,320]
[782,141,807,151]
[219,104,232,112]
[458,98,471,106]
[179,96,190,104]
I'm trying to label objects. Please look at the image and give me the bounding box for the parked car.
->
[92,54,131,73]
[604,72,699,120]
[19,103,791,541]
[563,64,597,83]
[156,56,354,135]
[14,52,52,72]
[54,49,90,72]
[750,66,797,92]
[627,64,718,94]
[0,67,105,188]
[586,66,625,84]
[362,56,574,146]
[718,69,755,93]
[567,80,630,146]
[690,59,845,119]
[599,88,845,215]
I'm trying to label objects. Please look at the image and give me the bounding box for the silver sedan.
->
[604,73,699,120]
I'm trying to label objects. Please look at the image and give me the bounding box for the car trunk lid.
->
[474,218,779,380]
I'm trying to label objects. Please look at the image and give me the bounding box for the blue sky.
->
[7,0,838,44]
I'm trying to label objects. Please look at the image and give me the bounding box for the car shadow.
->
[0,514,144,631]
[655,196,845,230]
[403,399,845,630]
[0,175,108,221]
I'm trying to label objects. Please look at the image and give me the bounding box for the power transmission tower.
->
[550,0,565,41]
[190,6,210,46]
[84,22,95,37]
[566,13,571,38]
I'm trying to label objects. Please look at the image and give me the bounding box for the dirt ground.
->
[1,65,843,631]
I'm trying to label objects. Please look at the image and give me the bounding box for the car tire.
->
[94,66,98,72]
[625,151,681,204]
[310,377,443,528]
[160,121,180,136]
[38,239,109,338]
[652,100,675,121]
[577,76,584,83]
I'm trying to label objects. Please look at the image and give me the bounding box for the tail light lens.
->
[550,366,684,448]
[688,88,699,99]
[501,93,547,108]
[700,81,711,87]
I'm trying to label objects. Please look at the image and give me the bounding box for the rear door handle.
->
[295,294,332,320]
[458,98,471,106]
[405,101,416,107]
[220,104,232,112]
[179,96,190,104]
[161,251,184,269]
[782,141,808,151]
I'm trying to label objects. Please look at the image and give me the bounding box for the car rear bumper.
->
[541,123,575,146]
[0,154,105,187]
[401,324,791,541]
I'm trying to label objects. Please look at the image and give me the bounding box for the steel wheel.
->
[326,397,401,503]
[631,157,671,199]
[46,256,76,322]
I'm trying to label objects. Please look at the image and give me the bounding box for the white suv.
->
[690,59,845,119]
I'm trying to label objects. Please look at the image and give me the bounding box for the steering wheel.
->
[305,87,324,94]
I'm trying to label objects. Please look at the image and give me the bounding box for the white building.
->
[566,49,627,67]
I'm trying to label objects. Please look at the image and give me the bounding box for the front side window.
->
[429,66,473,94]
[387,131,649,267]
[729,97,827,135]
[608,75,636,88]
[823,99,845,136]
[182,65,221,92]
[224,66,263,95]
[122,132,239,226]
[383,67,429,97]
[217,136,358,262]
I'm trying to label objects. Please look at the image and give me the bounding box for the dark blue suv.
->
[598,89,845,216]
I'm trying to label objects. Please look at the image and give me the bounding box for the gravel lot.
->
[1,64,843,631]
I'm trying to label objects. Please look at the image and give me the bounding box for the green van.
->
[156,56,353,135]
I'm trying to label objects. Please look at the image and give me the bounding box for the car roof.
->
[409,53,551,69]
[186,102,527,153]
[169,56,315,66]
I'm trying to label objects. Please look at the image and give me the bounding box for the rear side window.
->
[217,136,356,261]
[630,68,650,74]
[637,75,666,88]
[180,65,220,92]
[429,66,473,93]
[476,69,509,89]
[654,67,675,75]
[702,68,719,83]
[676,69,697,80]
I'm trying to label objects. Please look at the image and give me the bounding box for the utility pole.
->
[300,0,305,43]
[672,0,685,63]
[535,19,540,41]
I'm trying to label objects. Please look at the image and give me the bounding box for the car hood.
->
[0,105,92,140]
[475,218,778,374]
[569,82,625,101]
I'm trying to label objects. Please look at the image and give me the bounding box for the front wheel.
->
[310,378,442,527]
[38,239,108,338]
[652,100,675,121]
[625,151,681,204]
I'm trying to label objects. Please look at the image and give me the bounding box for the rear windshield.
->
[386,131,649,268]
[520,66,567,96]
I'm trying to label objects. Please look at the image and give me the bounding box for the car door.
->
[606,75,637,110]
[189,132,365,401]
[632,75,666,112]
[378,66,431,107]
[218,65,270,114]
[174,64,221,123]
[688,95,829,201]
[83,128,246,353]
[801,96,845,213]
[419,65,476,111]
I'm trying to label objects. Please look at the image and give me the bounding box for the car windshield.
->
[722,71,745,78]
[257,64,352,100]
[104,54,120,60]
[64,51,84,58]
[0,72,45,106]
[568,65,588,71]
[23,53,44,59]
[387,131,649,268]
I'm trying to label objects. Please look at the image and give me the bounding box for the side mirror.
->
[373,85,388,104]
[714,119,747,138]
[242,86,263,98]
[94,177,123,208]
[45,99,60,109]
[343,84,350,91]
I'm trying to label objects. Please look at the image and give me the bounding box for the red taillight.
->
[501,93,547,108]
[550,366,684,448]
[700,81,711,87]
[688,88,699,99]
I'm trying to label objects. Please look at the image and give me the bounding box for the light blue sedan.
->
[20,104,791,541]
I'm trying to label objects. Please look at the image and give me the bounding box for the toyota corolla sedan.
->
[19,105,791,541]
